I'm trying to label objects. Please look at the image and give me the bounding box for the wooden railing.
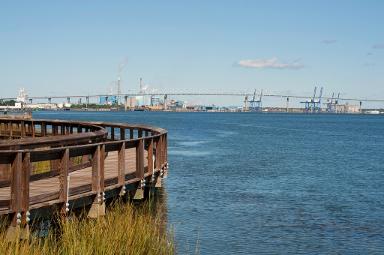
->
[0,118,168,230]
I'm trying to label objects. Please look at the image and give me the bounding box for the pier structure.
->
[0,117,168,239]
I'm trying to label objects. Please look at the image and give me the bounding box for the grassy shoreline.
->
[0,201,174,255]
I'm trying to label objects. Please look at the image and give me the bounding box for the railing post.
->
[159,135,164,167]
[9,122,13,137]
[88,144,105,218]
[130,129,134,139]
[6,152,30,239]
[155,138,161,170]
[100,144,105,192]
[138,129,143,138]
[59,149,69,215]
[21,152,31,227]
[136,139,144,179]
[148,139,154,175]
[111,127,115,140]
[91,145,101,193]
[133,139,145,200]
[41,122,46,137]
[10,152,22,227]
[165,133,168,163]
[118,141,125,186]
[20,121,26,137]
[154,137,162,188]
[120,128,125,140]
[31,122,36,138]
[53,124,58,136]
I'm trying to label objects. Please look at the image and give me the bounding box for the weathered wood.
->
[155,139,161,170]
[20,121,26,137]
[120,128,125,140]
[10,152,22,226]
[111,127,115,140]
[118,142,125,185]
[31,122,36,138]
[136,139,144,179]
[53,124,58,136]
[0,118,168,221]
[165,133,168,163]
[41,122,46,136]
[100,144,105,192]
[92,145,100,193]
[21,152,30,225]
[59,149,69,215]
[147,139,153,174]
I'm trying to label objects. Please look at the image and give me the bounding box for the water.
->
[33,111,384,254]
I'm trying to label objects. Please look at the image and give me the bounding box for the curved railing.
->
[0,117,168,230]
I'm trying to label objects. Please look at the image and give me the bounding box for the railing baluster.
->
[59,149,69,215]
[10,152,22,227]
[21,152,31,226]
[92,145,100,193]
[118,141,125,185]
[100,144,105,192]
[111,127,115,140]
[136,139,144,179]
[41,122,46,136]
[20,121,26,137]
[155,138,161,170]
[148,139,154,174]
[165,133,168,163]
[120,128,125,140]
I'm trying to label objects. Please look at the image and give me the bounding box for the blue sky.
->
[1,0,383,106]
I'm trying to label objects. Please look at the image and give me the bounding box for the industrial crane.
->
[248,89,263,112]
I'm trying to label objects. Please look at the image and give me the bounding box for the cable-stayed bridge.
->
[1,91,384,103]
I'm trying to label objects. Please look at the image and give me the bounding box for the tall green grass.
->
[0,201,174,255]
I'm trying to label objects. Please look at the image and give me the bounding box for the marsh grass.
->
[0,201,174,255]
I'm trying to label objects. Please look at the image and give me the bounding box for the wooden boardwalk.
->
[0,149,148,207]
[0,117,168,237]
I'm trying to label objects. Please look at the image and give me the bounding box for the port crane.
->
[300,86,323,113]
[247,89,263,112]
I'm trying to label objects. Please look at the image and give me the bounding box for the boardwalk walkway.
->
[0,117,168,237]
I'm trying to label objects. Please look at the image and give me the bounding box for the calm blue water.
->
[34,111,384,254]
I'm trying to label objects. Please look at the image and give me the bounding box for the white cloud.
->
[321,39,337,44]
[238,58,304,70]
[372,43,384,49]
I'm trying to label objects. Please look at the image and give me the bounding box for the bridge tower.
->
[286,97,290,112]
[243,95,248,111]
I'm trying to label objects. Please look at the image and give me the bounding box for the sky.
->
[1,0,383,107]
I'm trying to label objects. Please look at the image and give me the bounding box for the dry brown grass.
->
[0,201,174,255]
